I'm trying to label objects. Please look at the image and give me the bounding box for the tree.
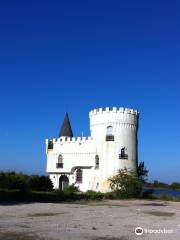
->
[137,161,148,183]
[108,168,143,198]
[170,182,180,190]
[0,171,28,190]
[0,172,53,192]
[29,175,53,191]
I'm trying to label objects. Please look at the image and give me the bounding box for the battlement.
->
[89,107,139,117]
[46,136,93,145]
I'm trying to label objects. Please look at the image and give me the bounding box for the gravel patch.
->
[0,200,179,240]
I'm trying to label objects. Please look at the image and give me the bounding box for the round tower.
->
[89,107,139,190]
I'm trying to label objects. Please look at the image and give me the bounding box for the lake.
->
[153,188,180,197]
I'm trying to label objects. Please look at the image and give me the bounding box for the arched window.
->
[76,169,82,183]
[56,154,63,168]
[107,126,113,135]
[95,155,99,169]
[121,147,125,156]
[119,147,128,159]
[106,126,114,141]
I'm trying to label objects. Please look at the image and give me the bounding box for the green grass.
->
[143,210,175,217]
[151,194,180,202]
[1,188,180,203]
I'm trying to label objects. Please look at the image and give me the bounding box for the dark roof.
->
[59,112,73,137]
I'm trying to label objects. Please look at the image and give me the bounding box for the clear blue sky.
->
[0,0,179,183]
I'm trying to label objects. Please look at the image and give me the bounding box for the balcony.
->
[56,163,63,168]
[106,135,114,141]
[119,154,128,159]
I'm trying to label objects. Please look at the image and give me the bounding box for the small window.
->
[106,126,114,141]
[119,148,128,159]
[76,169,82,183]
[121,148,125,156]
[95,155,99,169]
[48,140,53,149]
[106,126,113,135]
[56,154,63,168]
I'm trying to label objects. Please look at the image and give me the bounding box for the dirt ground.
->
[0,199,180,240]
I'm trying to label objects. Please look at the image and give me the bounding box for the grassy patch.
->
[0,231,46,240]
[139,202,168,207]
[151,194,180,202]
[143,211,175,217]
[28,212,67,217]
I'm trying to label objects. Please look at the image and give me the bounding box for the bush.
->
[137,161,148,183]
[170,182,180,190]
[142,189,154,198]
[104,191,117,200]
[0,171,29,190]
[0,172,53,192]
[28,175,53,191]
[153,194,174,201]
[153,180,169,189]
[108,168,143,198]
[54,184,80,201]
[85,190,104,200]
[63,184,79,194]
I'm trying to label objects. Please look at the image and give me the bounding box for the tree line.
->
[0,171,53,191]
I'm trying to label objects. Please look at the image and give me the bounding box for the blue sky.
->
[0,0,179,183]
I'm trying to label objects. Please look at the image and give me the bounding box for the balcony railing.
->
[56,163,63,168]
[119,154,128,159]
[106,135,114,141]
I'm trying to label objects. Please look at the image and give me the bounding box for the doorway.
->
[59,175,69,190]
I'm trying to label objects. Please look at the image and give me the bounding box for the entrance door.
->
[59,175,69,190]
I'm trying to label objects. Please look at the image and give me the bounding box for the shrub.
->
[137,161,148,183]
[63,184,79,194]
[170,182,180,190]
[153,194,174,201]
[0,172,53,192]
[142,189,154,198]
[108,168,143,198]
[85,190,104,200]
[153,180,169,189]
[104,191,117,200]
[0,171,29,190]
[28,175,53,191]
[53,184,80,201]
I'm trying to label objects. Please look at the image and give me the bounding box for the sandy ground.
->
[0,199,180,240]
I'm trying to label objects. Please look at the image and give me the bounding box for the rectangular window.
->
[56,163,63,168]
[119,154,128,159]
[106,135,114,141]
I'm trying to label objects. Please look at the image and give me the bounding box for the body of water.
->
[153,189,180,197]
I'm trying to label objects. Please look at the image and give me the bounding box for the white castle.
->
[46,107,139,192]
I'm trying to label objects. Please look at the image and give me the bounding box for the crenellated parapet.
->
[89,107,139,117]
[46,136,93,146]
[89,107,139,130]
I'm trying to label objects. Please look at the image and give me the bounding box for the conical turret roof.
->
[59,112,73,137]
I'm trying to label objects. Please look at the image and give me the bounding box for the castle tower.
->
[89,107,139,191]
